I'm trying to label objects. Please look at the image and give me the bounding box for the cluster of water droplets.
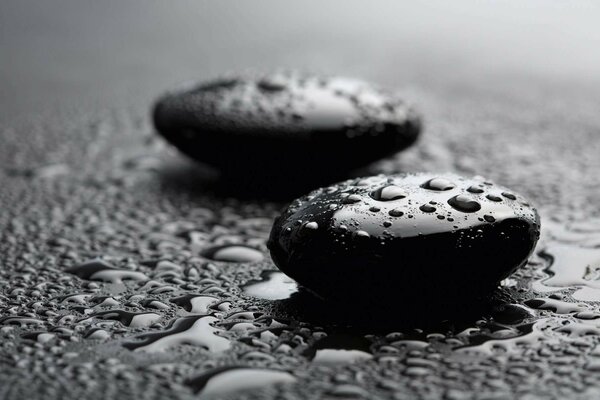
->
[3,107,600,400]
[165,72,417,139]
[276,174,537,254]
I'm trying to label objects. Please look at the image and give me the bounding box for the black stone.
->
[153,73,421,195]
[267,173,540,304]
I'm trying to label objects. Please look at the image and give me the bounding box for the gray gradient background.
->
[2,2,600,399]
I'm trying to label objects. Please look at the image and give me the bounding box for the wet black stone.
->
[153,72,421,196]
[267,173,540,304]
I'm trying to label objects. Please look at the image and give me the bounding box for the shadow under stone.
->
[265,286,529,334]
[156,156,375,201]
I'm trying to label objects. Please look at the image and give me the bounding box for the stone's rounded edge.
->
[402,107,423,148]
[151,95,170,136]
[267,173,541,304]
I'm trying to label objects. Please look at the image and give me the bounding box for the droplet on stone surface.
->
[421,177,456,191]
[486,194,502,202]
[370,185,408,201]
[448,195,481,213]
[268,173,540,304]
[467,186,484,194]
[152,72,421,193]
[419,204,436,213]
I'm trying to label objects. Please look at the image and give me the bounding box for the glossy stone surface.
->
[268,173,541,303]
[153,73,421,189]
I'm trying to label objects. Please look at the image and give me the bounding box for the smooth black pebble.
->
[267,173,540,304]
[153,72,421,196]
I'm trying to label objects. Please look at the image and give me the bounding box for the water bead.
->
[422,178,456,191]
[448,195,482,213]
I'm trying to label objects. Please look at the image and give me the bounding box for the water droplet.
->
[484,215,496,223]
[502,192,517,200]
[85,329,111,340]
[66,259,149,284]
[313,349,372,364]
[303,221,319,230]
[353,230,370,238]
[575,311,600,320]
[421,178,455,191]
[388,209,404,217]
[467,186,484,194]
[343,194,362,204]
[419,204,436,213]
[486,194,502,202]
[370,185,407,201]
[187,367,296,396]
[448,195,481,213]
[524,298,586,314]
[202,245,263,262]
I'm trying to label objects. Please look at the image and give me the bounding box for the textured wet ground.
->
[2,2,600,399]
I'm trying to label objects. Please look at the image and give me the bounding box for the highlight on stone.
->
[268,173,540,304]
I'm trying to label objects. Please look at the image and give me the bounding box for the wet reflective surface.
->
[2,110,600,398]
[3,1,600,399]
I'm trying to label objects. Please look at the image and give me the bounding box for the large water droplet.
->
[484,215,496,223]
[303,221,319,231]
[486,194,502,202]
[187,367,296,396]
[313,349,373,364]
[202,245,263,262]
[389,209,404,217]
[307,333,373,364]
[342,194,362,204]
[353,230,370,239]
[467,186,484,194]
[421,178,456,191]
[370,185,407,201]
[448,195,481,213]
[419,204,436,213]
[66,259,149,284]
